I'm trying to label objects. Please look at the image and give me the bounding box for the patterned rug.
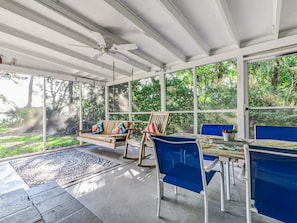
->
[10,149,118,188]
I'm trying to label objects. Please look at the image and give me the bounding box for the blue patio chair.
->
[149,135,225,223]
[244,144,297,223]
[201,124,234,137]
[254,125,297,142]
[201,124,236,188]
[200,123,234,160]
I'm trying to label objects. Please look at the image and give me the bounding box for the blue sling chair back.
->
[244,144,297,223]
[254,125,297,142]
[201,124,234,137]
[149,135,225,223]
[201,124,236,189]
[200,124,234,160]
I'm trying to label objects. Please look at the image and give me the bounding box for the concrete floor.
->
[0,145,282,223]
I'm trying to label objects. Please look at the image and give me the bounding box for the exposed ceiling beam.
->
[0,23,132,77]
[104,0,187,62]
[0,64,105,86]
[0,0,149,73]
[35,0,163,68]
[240,35,274,48]
[279,28,297,38]
[215,0,240,47]
[0,0,96,48]
[0,42,107,79]
[272,0,282,39]
[0,64,73,79]
[167,34,297,73]
[158,0,209,55]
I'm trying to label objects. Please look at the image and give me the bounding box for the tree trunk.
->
[272,60,279,90]
[69,81,73,104]
[27,76,33,107]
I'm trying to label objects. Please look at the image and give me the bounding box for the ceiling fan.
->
[69,31,137,61]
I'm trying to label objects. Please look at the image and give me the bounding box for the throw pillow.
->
[92,121,104,134]
[92,124,98,133]
[119,123,127,133]
[144,121,160,140]
[112,127,121,134]
[112,123,127,134]
[97,121,104,133]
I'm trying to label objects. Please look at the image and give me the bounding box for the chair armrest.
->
[142,130,162,135]
[204,158,219,172]
[126,128,139,131]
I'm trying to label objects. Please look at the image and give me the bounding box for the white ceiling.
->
[0,0,297,85]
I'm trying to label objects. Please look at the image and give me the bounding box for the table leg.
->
[226,160,231,200]
[231,159,235,185]
[220,157,231,200]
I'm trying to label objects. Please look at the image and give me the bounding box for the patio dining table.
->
[172,133,297,200]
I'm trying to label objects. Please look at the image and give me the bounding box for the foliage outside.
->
[1,54,297,158]
[0,75,103,158]
[248,54,297,137]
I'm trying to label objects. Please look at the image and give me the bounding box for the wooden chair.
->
[123,112,169,166]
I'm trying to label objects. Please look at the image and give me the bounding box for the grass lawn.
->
[0,134,80,159]
[0,127,14,134]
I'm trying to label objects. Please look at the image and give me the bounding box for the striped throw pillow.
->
[145,121,160,140]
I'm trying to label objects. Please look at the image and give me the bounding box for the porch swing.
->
[77,60,133,149]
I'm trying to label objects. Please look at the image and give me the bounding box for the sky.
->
[0,75,43,112]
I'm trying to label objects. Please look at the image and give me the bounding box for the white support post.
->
[42,77,46,151]
[128,81,132,121]
[105,86,109,120]
[237,56,249,139]
[193,66,198,134]
[243,61,249,139]
[79,82,83,145]
[160,72,166,112]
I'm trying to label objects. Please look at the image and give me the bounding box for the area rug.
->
[9,149,119,188]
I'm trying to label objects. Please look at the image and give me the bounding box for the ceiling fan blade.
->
[92,53,103,60]
[68,43,91,48]
[111,43,137,52]
[91,31,106,47]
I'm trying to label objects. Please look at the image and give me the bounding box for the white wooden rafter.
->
[35,0,163,69]
[158,0,209,55]
[104,0,187,62]
[0,42,107,79]
[272,0,282,39]
[0,0,149,74]
[215,0,240,48]
[0,64,104,86]
[0,23,133,78]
